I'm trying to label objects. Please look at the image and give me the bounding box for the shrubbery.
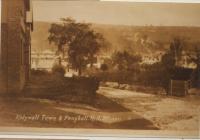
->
[31,69,50,76]
[52,64,66,77]
[64,76,99,96]
[100,64,109,71]
[27,72,100,104]
[85,62,170,91]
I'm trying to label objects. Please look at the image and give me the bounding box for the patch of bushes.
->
[31,69,50,76]
[63,76,100,96]
[26,73,100,104]
[85,61,171,93]
[52,64,66,77]
[100,64,109,71]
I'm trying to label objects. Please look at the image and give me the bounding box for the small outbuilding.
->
[169,67,195,96]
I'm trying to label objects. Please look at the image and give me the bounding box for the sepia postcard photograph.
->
[0,0,200,138]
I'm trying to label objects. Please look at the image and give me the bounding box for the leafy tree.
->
[100,64,108,71]
[112,51,141,84]
[161,52,176,70]
[112,51,141,71]
[187,46,200,66]
[48,18,107,76]
[160,37,184,93]
[161,37,184,70]
[187,46,200,87]
[169,37,184,66]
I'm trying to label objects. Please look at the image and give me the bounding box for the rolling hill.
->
[31,21,200,55]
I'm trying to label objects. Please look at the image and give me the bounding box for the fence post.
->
[170,80,173,96]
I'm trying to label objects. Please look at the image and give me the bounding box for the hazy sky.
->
[33,0,200,26]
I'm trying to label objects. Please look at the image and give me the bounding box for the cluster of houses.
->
[31,50,57,71]
[179,51,197,69]
[31,50,79,77]
[31,50,112,77]
[141,51,165,65]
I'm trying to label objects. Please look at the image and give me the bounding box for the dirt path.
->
[54,87,157,124]
[0,91,157,130]
[0,85,198,131]
[98,86,200,131]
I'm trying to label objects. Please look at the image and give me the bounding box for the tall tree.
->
[48,18,107,76]
[160,37,184,93]
[112,51,141,71]
[169,37,184,66]
[187,46,200,87]
[112,51,141,84]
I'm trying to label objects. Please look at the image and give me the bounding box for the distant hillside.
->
[31,22,57,52]
[31,21,200,55]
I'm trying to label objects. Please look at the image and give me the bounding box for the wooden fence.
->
[169,80,190,96]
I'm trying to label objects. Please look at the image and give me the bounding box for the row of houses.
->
[31,50,57,71]
[31,50,79,77]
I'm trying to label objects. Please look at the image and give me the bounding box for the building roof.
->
[171,67,194,81]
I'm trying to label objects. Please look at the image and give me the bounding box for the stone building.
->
[0,0,33,94]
